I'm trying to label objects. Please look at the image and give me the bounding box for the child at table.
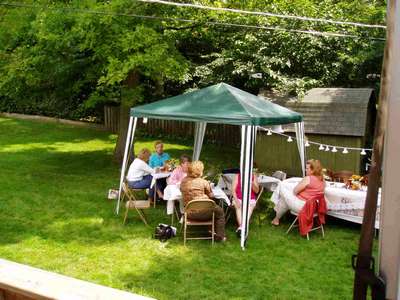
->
[167,154,191,186]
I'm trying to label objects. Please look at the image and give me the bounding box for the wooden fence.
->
[104,106,120,133]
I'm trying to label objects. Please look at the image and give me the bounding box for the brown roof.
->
[259,88,375,136]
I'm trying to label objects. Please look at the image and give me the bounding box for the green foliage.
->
[0,0,188,119]
[167,0,385,95]
[0,0,386,119]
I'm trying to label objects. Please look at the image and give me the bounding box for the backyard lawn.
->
[0,117,370,299]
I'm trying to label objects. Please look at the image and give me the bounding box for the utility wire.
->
[138,0,387,29]
[0,2,386,41]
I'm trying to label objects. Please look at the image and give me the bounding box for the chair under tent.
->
[116,83,307,249]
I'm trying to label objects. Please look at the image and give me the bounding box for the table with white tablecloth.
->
[163,184,230,215]
[217,173,282,196]
[150,172,171,188]
[271,177,381,229]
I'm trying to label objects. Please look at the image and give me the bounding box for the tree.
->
[0,0,189,162]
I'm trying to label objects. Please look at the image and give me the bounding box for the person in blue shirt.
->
[149,141,170,200]
[149,141,170,168]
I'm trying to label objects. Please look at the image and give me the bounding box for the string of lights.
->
[258,126,371,155]
[138,0,386,29]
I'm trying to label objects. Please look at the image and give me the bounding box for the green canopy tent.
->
[117,83,305,248]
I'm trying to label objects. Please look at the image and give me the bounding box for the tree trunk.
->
[113,104,131,163]
[113,71,140,163]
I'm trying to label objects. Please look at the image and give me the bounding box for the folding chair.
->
[183,199,215,246]
[216,173,235,223]
[286,210,325,240]
[121,181,151,226]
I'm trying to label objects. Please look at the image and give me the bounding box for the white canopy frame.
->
[116,117,306,249]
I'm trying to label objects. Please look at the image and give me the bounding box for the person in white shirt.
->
[126,148,156,201]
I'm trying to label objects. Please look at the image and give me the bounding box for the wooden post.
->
[353,0,397,299]
[378,0,400,298]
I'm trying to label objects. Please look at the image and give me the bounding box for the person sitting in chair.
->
[149,140,170,199]
[126,148,162,202]
[180,161,226,242]
[232,171,260,237]
[149,140,170,168]
[271,159,325,226]
[167,154,191,185]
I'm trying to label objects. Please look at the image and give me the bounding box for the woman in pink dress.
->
[232,172,260,237]
[271,159,325,226]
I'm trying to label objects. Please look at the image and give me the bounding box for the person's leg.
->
[156,178,167,199]
[213,205,226,240]
[247,202,257,221]
[272,198,290,225]
[233,199,242,228]
[133,174,155,201]
[128,174,152,189]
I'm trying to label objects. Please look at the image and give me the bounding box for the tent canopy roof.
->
[130,83,302,126]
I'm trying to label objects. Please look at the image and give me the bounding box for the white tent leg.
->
[295,122,306,176]
[240,125,257,249]
[192,122,207,161]
[116,117,137,214]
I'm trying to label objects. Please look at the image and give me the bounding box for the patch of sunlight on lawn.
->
[0,139,115,153]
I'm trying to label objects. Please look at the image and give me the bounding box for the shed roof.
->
[259,88,375,137]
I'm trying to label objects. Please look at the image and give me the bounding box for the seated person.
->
[149,140,170,199]
[271,159,325,226]
[149,140,170,168]
[180,161,226,242]
[167,154,191,185]
[126,148,162,201]
[232,171,260,237]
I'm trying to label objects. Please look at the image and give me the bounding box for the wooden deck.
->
[0,259,153,300]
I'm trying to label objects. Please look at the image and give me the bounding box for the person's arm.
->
[204,180,214,199]
[252,175,260,194]
[293,176,310,195]
[141,160,155,175]
[148,155,155,168]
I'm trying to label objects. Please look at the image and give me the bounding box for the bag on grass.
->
[153,223,176,242]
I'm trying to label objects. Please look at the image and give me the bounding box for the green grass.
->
[0,117,369,299]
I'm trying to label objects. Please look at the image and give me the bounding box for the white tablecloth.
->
[271,177,381,228]
[163,185,230,215]
[217,173,282,195]
[150,172,171,188]
[258,175,281,191]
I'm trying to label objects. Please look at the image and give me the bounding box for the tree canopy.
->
[0,0,386,120]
